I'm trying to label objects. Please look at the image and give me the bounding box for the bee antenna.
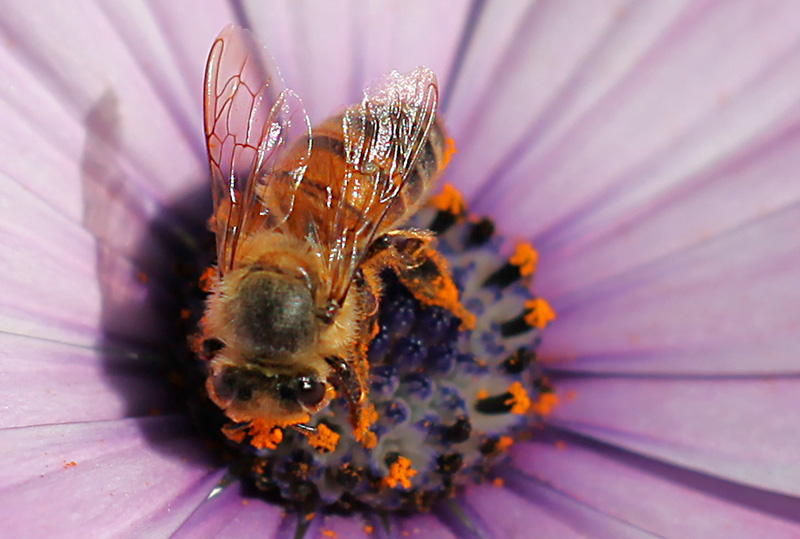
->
[291,423,318,435]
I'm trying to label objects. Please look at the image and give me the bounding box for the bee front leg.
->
[369,230,476,329]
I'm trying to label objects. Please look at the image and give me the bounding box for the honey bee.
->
[199,25,474,443]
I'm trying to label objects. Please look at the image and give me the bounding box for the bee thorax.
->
[232,270,319,358]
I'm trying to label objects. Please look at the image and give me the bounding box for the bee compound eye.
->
[212,368,254,403]
[278,376,327,409]
[296,377,327,408]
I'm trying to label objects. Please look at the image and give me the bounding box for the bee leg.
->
[370,230,476,329]
[325,356,363,405]
[325,353,375,444]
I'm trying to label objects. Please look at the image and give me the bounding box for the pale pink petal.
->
[0,417,224,537]
[0,1,207,206]
[0,174,167,346]
[509,439,800,537]
[0,333,176,428]
[463,1,800,232]
[548,376,800,497]
[243,0,472,122]
[445,0,637,195]
[172,484,283,538]
[540,205,800,374]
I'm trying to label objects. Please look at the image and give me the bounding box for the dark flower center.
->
[195,192,557,513]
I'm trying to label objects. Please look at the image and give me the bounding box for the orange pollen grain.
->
[523,298,557,329]
[493,477,505,488]
[365,525,375,534]
[321,530,338,538]
[532,392,559,416]
[555,440,567,450]
[496,436,514,451]
[63,461,77,469]
[199,266,216,292]
[505,381,531,415]
[225,418,291,450]
[383,456,418,490]
[221,424,247,444]
[442,137,457,168]
[476,389,489,400]
[431,183,465,215]
[509,243,539,276]
[305,423,340,453]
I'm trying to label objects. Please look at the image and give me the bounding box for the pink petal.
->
[0,173,178,346]
[0,333,176,428]
[548,376,800,497]
[172,484,283,538]
[462,484,585,538]
[539,204,800,374]
[445,0,636,195]
[0,2,207,207]
[0,417,223,536]
[243,0,472,122]
[462,1,800,232]
[509,439,800,537]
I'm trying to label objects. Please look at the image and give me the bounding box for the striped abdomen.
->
[275,113,453,249]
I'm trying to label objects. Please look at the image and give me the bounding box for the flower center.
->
[191,186,557,512]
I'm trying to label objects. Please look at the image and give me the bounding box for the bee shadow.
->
[80,90,222,465]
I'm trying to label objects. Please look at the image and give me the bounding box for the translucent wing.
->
[204,25,312,275]
[327,67,439,302]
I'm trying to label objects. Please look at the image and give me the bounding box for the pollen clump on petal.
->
[441,137,457,168]
[496,436,514,452]
[532,391,559,416]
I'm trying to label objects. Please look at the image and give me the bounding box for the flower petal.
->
[540,203,800,375]
[0,1,207,205]
[0,417,222,536]
[172,483,283,538]
[0,173,175,346]
[548,376,800,497]
[462,1,800,232]
[460,485,598,538]
[508,438,800,537]
[0,333,175,428]
[243,0,473,122]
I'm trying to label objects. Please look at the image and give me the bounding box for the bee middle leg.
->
[366,229,475,329]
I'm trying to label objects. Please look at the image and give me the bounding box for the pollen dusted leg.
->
[366,229,476,329]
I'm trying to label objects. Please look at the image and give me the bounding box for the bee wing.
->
[327,67,439,302]
[204,25,312,275]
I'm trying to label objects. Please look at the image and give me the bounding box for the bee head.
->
[207,364,331,422]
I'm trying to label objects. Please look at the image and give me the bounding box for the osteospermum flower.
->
[2,0,799,536]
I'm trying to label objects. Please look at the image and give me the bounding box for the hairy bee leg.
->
[325,356,363,404]
[369,230,476,329]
